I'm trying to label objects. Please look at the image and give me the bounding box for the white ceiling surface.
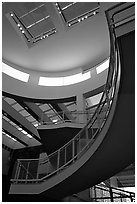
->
[2,2,111,74]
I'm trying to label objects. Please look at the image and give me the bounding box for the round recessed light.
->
[10,13,14,17]
[17,23,20,27]
[22,30,25,33]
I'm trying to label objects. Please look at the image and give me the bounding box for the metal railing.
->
[39,102,110,125]
[11,5,121,185]
[91,184,135,202]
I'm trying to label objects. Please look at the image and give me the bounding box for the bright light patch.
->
[27,134,33,138]
[52,119,58,123]
[12,138,17,141]
[64,72,90,86]
[38,71,90,86]
[21,130,27,134]
[96,58,109,74]
[2,63,29,82]
[39,76,63,86]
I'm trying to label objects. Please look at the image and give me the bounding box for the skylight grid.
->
[8,3,57,47]
[56,2,100,27]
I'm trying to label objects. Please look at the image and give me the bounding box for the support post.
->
[76,94,87,124]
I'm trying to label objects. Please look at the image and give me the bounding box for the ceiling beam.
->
[2,99,41,142]
[2,119,32,147]
[23,101,52,124]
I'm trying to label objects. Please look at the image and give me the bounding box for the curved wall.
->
[2,68,108,100]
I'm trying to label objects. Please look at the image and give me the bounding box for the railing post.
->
[109,187,114,202]
[85,126,88,140]
[120,193,123,202]
[97,109,101,130]
[130,193,134,202]
[57,150,60,173]
[25,161,30,181]
[72,139,75,162]
[63,111,65,121]
[105,87,110,110]
[14,160,19,180]
[40,112,44,125]
[64,146,67,164]
[16,160,21,181]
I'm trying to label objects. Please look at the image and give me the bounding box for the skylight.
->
[2,63,29,82]
[56,2,100,27]
[39,76,63,86]
[8,3,57,47]
[96,58,109,74]
[63,72,90,85]
[38,71,91,86]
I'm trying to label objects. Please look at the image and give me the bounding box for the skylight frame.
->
[7,3,57,47]
[55,2,100,28]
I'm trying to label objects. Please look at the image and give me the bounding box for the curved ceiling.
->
[2,2,110,73]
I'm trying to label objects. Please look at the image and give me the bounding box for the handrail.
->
[39,102,109,125]
[11,4,122,185]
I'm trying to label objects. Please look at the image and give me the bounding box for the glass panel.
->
[48,152,58,173]
[63,2,99,22]
[66,142,73,163]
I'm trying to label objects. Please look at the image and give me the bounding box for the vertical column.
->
[76,94,89,154]
[76,93,87,124]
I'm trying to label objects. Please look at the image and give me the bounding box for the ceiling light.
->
[78,19,81,22]
[10,13,14,17]
[18,127,22,131]
[21,130,28,134]
[20,27,22,30]
[6,134,11,139]
[85,16,88,19]
[81,17,84,20]
[43,36,45,39]
[53,119,58,123]
[34,124,38,127]
[12,138,17,141]
[27,134,32,138]
[22,30,25,33]
[93,11,96,15]
[17,23,20,27]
